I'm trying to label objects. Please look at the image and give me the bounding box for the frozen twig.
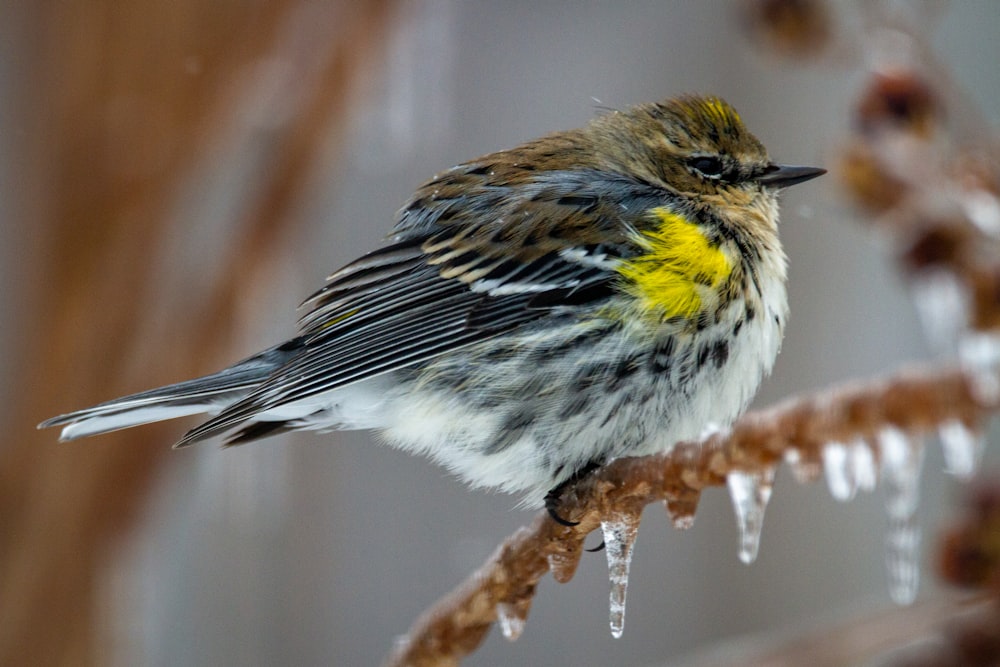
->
[384,363,997,667]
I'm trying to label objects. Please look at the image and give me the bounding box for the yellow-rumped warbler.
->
[40,95,823,512]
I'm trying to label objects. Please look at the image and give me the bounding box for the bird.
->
[39,95,824,514]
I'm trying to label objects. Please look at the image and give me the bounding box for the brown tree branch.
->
[384,364,996,666]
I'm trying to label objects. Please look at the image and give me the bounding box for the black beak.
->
[757,164,826,189]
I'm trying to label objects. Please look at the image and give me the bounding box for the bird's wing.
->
[176,170,665,446]
[178,170,662,445]
[177,246,613,446]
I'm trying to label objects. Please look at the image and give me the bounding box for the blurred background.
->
[3,1,1000,665]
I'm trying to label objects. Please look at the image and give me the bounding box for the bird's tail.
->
[38,340,301,443]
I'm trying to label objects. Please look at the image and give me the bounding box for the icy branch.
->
[384,363,997,667]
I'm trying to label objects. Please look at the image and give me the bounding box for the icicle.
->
[851,438,878,493]
[880,427,924,518]
[959,331,1000,404]
[937,419,984,480]
[784,447,822,484]
[495,602,527,641]
[822,442,855,502]
[726,466,776,564]
[600,514,641,639]
[885,513,922,605]
[878,427,925,604]
[823,439,877,502]
[910,271,968,351]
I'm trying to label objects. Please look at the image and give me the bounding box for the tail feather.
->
[48,403,228,442]
[38,339,303,442]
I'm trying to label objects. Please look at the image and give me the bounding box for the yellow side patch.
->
[618,208,731,320]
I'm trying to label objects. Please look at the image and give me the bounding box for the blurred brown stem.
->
[0,2,393,665]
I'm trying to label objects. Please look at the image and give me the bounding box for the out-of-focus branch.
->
[385,364,997,667]
[0,2,394,665]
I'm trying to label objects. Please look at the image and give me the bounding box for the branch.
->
[384,363,997,667]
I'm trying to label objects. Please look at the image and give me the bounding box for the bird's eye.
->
[689,155,725,179]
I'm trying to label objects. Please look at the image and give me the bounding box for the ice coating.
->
[546,551,580,584]
[600,515,641,638]
[664,489,701,530]
[726,466,776,564]
[495,602,526,641]
[784,447,822,484]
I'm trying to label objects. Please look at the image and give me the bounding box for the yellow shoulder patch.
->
[618,208,731,321]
